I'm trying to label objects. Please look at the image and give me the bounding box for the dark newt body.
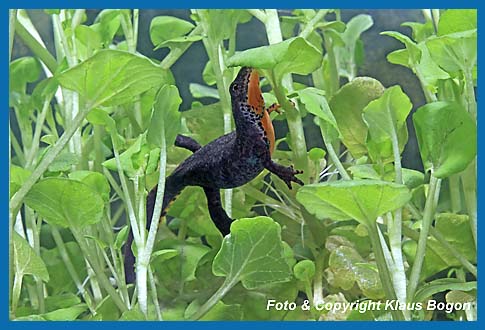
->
[124,67,303,283]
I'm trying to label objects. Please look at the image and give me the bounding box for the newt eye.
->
[231,83,239,92]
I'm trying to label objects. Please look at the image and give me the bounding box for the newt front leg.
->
[264,158,304,189]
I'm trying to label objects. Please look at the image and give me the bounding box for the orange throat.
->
[247,71,276,155]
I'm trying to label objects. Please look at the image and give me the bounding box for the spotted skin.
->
[124,67,303,283]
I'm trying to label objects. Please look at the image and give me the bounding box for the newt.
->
[124,67,303,283]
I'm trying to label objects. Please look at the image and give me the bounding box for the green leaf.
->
[342,14,373,48]
[151,249,179,262]
[296,180,412,226]
[413,101,476,178]
[329,77,385,158]
[155,35,204,50]
[296,87,340,142]
[435,213,476,262]
[150,16,195,49]
[119,309,146,320]
[348,164,381,180]
[337,14,373,79]
[68,171,111,202]
[102,134,151,177]
[47,150,79,172]
[189,83,219,99]
[363,85,412,162]
[198,301,243,321]
[414,279,476,302]
[113,226,129,250]
[41,241,87,295]
[24,178,104,229]
[10,166,31,199]
[402,21,435,43]
[32,77,59,110]
[42,304,88,321]
[56,50,170,108]
[293,260,315,282]
[438,9,477,36]
[92,10,121,46]
[75,25,102,59]
[86,108,125,147]
[327,246,384,299]
[213,217,292,289]
[199,9,252,42]
[223,281,299,320]
[381,31,421,64]
[153,240,210,283]
[10,57,41,92]
[13,232,49,281]
[446,290,476,305]
[45,293,81,312]
[227,37,322,81]
[308,147,326,161]
[402,168,425,189]
[182,102,224,145]
[147,85,182,148]
[426,30,476,75]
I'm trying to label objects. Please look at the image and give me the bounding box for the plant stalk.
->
[137,126,168,316]
[367,222,404,320]
[263,10,309,181]
[407,174,441,301]
[190,278,237,320]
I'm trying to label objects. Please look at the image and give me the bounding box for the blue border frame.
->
[4,0,481,329]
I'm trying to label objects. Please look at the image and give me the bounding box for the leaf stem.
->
[387,117,408,317]
[320,127,350,180]
[137,126,168,316]
[461,160,477,248]
[312,250,325,308]
[14,20,57,74]
[263,10,309,181]
[71,227,128,312]
[190,278,237,320]
[159,25,203,70]
[463,68,477,119]
[10,107,92,224]
[366,222,404,320]
[11,273,23,316]
[9,9,17,62]
[299,10,327,39]
[407,174,441,301]
[50,227,96,314]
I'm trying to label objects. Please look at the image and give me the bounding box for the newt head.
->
[229,67,252,102]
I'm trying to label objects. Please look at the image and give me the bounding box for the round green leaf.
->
[24,178,104,229]
[296,180,412,226]
[56,50,171,108]
[10,57,41,92]
[150,16,195,49]
[413,101,476,178]
[227,37,322,80]
[213,217,292,289]
[329,77,385,158]
[293,260,315,282]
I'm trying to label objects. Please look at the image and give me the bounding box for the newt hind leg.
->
[175,134,233,235]
[203,187,232,235]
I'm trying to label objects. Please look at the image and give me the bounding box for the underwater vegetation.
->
[9,9,476,321]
